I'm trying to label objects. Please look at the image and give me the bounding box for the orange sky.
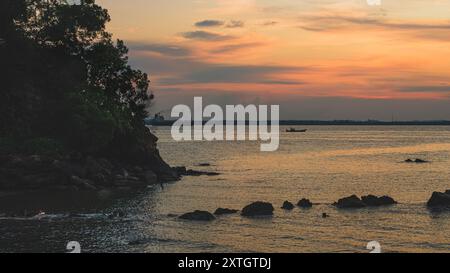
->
[97,0,450,120]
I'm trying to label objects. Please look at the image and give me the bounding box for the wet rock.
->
[361,195,397,207]
[173,166,220,177]
[427,191,450,208]
[197,163,211,167]
[322,213,329,218]
[334,195,366,209]
[297,199,313,208]
[179,210,216,221]
[281,201,295,210]
[241,202,274,217]
[185,169,220,176]
[214,208,239,215]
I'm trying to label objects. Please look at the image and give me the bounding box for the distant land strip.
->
[145,120,450,126]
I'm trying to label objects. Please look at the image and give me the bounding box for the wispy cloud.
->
[195,19,225,27]
[181,30,235,41]
[209,42,264,54]
[299,15,450,41]
[398,85,450,93]
[127,42,192,57]
[226,20,245,28]
[261,21,278,26]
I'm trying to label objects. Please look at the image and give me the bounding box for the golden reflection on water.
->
[150,126,450,253]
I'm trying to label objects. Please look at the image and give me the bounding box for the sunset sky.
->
[97,0,450,120]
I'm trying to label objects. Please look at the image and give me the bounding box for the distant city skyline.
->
[98,0,450,120]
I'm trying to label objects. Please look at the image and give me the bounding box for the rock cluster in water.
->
[334,195,397,209]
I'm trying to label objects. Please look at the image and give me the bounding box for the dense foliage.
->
[0,0,153,158]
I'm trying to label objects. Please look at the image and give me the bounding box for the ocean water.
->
[1,126,450,253]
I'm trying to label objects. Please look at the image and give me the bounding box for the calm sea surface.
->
[1,126,450,253]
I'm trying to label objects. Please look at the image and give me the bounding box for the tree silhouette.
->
[0,0,154,159]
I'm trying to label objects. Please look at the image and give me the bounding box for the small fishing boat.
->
[286,128,307,133]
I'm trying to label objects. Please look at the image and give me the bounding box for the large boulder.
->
[281,201,294,210]
[297,199,313,208]
[334,195,366,209]
[427,191,450,208]
[241,202,274,217]
[361,195,397,207]
[214,208,239,216]
[179,210,216,221]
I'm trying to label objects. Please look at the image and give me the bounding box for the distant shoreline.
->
[145,120,450,126]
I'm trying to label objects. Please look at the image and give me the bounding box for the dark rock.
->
[361,195,397,207]
[415,158,428,163]
[297,199,313,208]
[334,195,366,209]
[241,202,274,217]
[427,191,450,208]
[322,213,329,218]
[214,208,239,215]
[179,210,216,221]
[173,166,220,177]
[197,163,211,167]
[172,166,187,176]
[70,176,97,190]
[144,170,158,184]
[281,201,295,210]
[405,158,429,163]
[185,169,220,176]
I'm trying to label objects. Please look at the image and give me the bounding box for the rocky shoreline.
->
[0,153,222,191]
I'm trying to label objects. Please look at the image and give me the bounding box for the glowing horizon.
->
[97,0,450,120]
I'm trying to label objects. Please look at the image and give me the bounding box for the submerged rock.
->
[179,210,216,221]
[173,166,220,177]
[334,195,366,209]
[322,213,330,218]
[214,208,239,215]
[405,158,429,163]
[281,201,295,210]
[241,202,274,217]
[361,195,397,207]
[297,199,313,208]
[427,191,450,208]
